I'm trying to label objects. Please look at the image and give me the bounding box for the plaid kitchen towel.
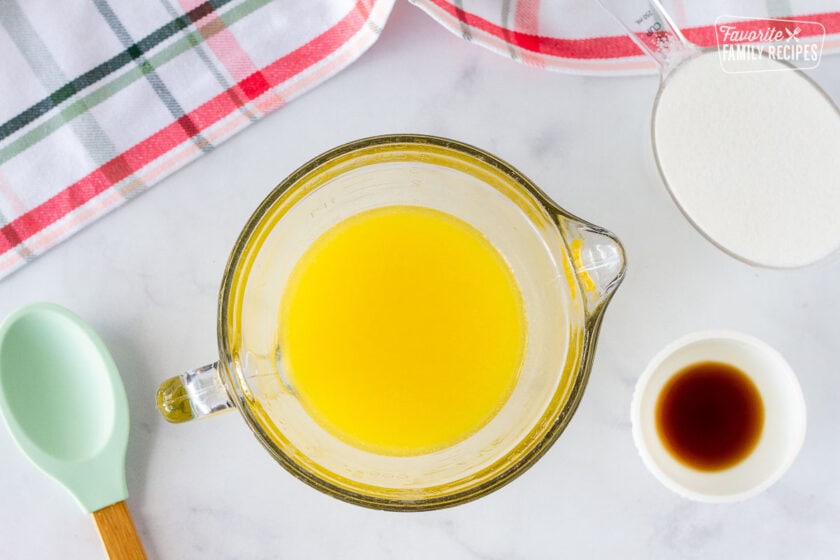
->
[2,0,839,279]
[0,0,394,279]
[412,0,840,74]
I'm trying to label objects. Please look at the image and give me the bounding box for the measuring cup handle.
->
[593,0,696,72]
[155,362,234,423]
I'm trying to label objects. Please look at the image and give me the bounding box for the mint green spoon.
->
[0,303,145,559]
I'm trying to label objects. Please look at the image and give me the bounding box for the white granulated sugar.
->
[653,51,840,268]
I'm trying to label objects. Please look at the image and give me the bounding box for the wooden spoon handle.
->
[92,501,147,560]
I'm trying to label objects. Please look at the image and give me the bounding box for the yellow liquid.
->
[279,206,526,456]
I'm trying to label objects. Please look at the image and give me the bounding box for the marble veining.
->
[1,2,840,558]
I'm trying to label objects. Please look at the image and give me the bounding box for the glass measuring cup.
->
[595,0,840,268]
[155,135,625,510]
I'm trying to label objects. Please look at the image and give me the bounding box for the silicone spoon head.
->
[0,303,129,513]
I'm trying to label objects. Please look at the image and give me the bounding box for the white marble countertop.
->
[2,3,840,558]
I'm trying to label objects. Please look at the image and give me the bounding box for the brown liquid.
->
[655,361,764,471]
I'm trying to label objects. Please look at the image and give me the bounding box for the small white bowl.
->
[631,331,806,503]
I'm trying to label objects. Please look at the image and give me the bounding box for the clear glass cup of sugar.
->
[596,0,840,268]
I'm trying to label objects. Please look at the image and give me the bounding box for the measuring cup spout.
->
[557,214,626,319]
[156,362,234,423]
